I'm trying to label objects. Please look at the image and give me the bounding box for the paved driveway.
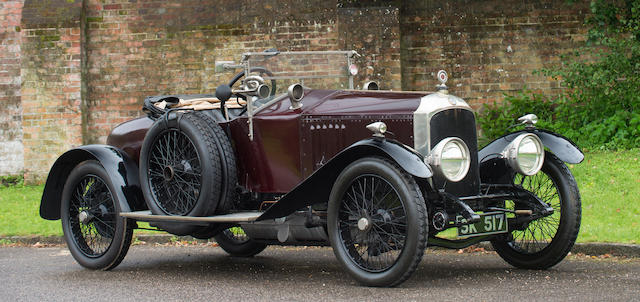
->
[1,245,638,301]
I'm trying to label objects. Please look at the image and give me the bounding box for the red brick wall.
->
[83,0,342,143]
[20,0,83,182]
[0,0,592,182]
[338,6,402,90]
[400,0,590,108]
[0,0,24,176]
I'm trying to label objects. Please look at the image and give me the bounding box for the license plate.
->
[456,212,508,238]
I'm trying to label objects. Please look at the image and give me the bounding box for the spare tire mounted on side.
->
[139,111,237,235]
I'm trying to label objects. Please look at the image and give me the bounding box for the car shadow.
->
[55,246,582,289]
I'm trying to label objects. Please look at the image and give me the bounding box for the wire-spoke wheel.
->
[328,157,427,287]
[492,152,581,269]
[214,226,267,257]
[147,129,202,215]
[61,160,133,270]
[140,113,227,235]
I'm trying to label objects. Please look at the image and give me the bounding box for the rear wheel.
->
[491,152,581,269]
[328,157,428,287]
[214,226,267,257]
[61,160,133,270]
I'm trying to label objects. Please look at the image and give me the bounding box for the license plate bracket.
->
[456,212,508,238]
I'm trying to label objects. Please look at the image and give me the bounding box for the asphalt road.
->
[1,245,639,302]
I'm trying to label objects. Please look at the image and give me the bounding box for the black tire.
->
[61,160,133,270]
[139,112,227,235]
[214,226,267,257]
[187,112,239,239]
[191,111,237,212]
[327,157,428,287]
[491,152,582,269]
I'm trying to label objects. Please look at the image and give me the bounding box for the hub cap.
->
[357,217,370,231]
[163,166,174,181]
[78,211,91,225]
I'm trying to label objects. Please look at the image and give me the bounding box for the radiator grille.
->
[429,109,479,197]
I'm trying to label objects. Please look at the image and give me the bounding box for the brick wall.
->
[83,0,342,143]
[400,0,590,107]
[0,0,592,183]
[20,0,83,183]
[338,6,402,90]
[0,1,24,176]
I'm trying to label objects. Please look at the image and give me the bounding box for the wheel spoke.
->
[67,175,116,258]
[147,129,202,215]
[337,174,407,272]
[508,167,562,254]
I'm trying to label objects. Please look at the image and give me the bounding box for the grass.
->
[0,149,638,244]
[0,185,60,237]
[0,184,156,237]
[568,148,640,244]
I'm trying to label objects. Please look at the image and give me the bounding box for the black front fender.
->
[257,138,432,220]
[40,145,146,220]
[478,129,584,184]
[479,129,584,164]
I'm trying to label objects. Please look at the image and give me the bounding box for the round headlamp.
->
[426,137,470,182]
[504,133,544,175]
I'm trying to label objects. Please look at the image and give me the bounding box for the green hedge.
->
[478,0,640,150]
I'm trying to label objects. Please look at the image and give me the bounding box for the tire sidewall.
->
[139,113,222,235]
[213,227,268,257]
[492,153,581,268]
[61,160,130,270]
[327,157,423,286]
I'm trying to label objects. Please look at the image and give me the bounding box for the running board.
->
[120,210,263,223]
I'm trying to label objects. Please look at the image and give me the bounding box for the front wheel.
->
[328,157,428,287]
[61,160,133,270]
[491,152,581,269]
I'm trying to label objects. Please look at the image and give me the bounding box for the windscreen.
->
[242,51,356,94]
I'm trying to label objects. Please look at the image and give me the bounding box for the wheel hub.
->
[78,210,92,225]
[163,166,175,181]
[357,217,371,231]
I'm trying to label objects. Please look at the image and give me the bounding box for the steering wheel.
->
[228,67,277,109]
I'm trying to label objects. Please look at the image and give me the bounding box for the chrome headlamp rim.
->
[503,133,545,176]
[426,137,471,182]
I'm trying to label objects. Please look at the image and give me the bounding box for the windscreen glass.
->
[243,51,355,95]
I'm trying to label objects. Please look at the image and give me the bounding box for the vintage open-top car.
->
[40,50,584,287]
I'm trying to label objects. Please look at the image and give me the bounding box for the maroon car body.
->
[40,50,584,287]
[108,90,424,193]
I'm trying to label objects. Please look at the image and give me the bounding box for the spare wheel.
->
[139,112,229,235]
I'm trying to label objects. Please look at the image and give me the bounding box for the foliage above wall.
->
[479,0,640,150]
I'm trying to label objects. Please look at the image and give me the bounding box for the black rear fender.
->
[478,129,583,184]
[40,145,146,220]
[257,138,432,220]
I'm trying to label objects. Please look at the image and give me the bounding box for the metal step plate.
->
[120,210,263,223]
